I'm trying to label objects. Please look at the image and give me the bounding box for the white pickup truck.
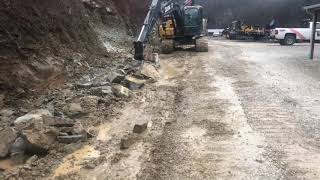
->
[271,22,320,45]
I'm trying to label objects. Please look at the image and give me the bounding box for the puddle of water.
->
[52,145,100,178]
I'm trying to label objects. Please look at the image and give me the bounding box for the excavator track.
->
[195,37,209,52]
[161,39,174,54]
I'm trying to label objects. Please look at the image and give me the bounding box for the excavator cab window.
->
[184,8,201,27]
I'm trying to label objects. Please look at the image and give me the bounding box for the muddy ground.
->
[2,39,320,179]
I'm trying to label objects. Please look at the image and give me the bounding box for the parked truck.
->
[271,22,320,45]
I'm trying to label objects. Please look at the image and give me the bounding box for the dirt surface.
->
[24,39,318,180]
[2,37,320,179]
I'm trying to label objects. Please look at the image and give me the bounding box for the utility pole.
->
[310,11,318,60]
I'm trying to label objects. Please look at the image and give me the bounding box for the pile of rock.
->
[0,54,160,166]
[0,108,92,164]
[75,57,160,100]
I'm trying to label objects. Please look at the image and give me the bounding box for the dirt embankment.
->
[0,0,147,91]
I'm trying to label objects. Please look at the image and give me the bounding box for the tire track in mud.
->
[137,48,278,179]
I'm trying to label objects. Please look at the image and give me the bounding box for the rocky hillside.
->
[0,0,147,91]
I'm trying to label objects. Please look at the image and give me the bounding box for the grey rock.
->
[133,121,149,134]
[63,143,82,154]
[111,85,130,98]
[0,127,17,158]
[0,109,14,117]
[25,155,38,166]
[0,94,4,108]
[14,109,52,129]
[43,116,75,127]
[141,63,160,81]
[107,71,125,84]
[57,135,85,144]
[120,134,138,150]
[63,103,85,117]
[90,86,113,97]
[123,76,146,90]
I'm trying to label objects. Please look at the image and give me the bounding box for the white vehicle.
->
[271,22,320,45]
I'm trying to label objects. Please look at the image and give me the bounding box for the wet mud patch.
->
[194,119,234,139]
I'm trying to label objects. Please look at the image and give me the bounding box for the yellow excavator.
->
[134,0,208,60]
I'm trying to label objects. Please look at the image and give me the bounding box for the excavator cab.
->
[183,6,203,37]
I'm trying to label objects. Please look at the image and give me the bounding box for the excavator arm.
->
[134,0,163,60]
[134,0,185,60]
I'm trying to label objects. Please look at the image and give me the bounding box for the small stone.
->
[43,116,75,127]
[0,109,14,117]
[25,155,38,165]
[63,103,85,117]
[105,7,113,14]
[107,71,125,84]
[133,121,148,134]
[111,85,130,98]
[63,143,82,154]
[89,86,113,97]
[123,76,146,90]
[0,94,4,108]
[84,163,96,169]
[120,134,138,150]
[255,157,264,163]
[57,135,85,144]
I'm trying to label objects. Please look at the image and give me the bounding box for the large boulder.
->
[0,127,18,158]
[14,109,52,130]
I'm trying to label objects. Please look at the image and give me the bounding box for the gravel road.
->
[60,40,320,180]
